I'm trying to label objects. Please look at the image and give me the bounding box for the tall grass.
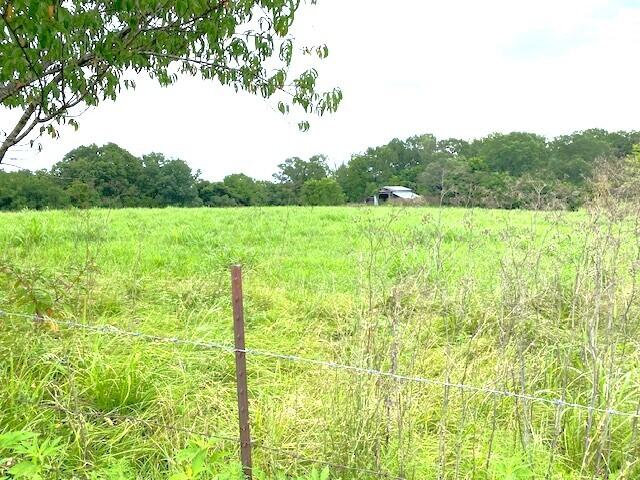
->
[1,176,639,478]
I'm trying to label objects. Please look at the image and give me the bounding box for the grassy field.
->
[1,205,639,479]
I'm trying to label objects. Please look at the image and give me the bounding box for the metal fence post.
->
[231,265,252,479]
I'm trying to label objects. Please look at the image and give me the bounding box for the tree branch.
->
[0,104,37,163]
[0,61,111,163]
[1,0,312,164]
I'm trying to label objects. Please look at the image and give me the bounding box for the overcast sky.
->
[2,0,640,180]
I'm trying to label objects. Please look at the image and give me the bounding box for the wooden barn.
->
[366,186,421,205]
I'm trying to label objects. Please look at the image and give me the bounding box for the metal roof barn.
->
[367,186,421,205]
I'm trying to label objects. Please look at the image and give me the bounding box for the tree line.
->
[337,129,640,209]
[1,129,639,211]
[0,144,346,210]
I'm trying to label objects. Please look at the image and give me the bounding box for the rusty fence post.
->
[231,265,253,479]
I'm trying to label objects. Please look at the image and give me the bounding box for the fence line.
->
[2,308,639,420]
[0,309,236,352]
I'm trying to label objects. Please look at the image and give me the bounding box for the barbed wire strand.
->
[0,310,236,352]
[2,309,639,420]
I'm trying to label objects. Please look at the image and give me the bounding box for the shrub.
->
[300,178,345,206]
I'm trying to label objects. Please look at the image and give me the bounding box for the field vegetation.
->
[2,2,639,478]
[1,165,640,479]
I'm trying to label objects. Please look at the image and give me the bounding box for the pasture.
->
[1,205,639,479]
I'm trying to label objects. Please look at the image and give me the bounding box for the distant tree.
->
[417,158,474,205]
[51,144,200,207]
[65,180,100,208]
[141,153,200,207]
[549,129,615,183]
[52,143,143,207]
[222,173,266,206]
[300,178,345,205]
[0,170,69,210]
[259,181,297,206]
[335,157,378,203]
[607,131,640,158]
[479,132,550,176]
[335,134,455,202]
[197,180,238,207]
[392,134,446,177]
[437,138,479,158]
[416,156,520,208]
[273,155,330,201]
[0,1,342,163]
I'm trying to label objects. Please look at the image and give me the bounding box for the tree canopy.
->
[300,178,344,205]
[47,142,202,208]
[1,129,639,211]
[0,0,341,162]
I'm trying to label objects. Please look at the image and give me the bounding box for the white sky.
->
[2,0,640,180]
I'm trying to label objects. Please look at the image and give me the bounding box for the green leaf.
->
[9,460,40,478]
[0,0,340,162]
[190,449,207,476]
[0,432,38,450]
[169,473,189,480]
[320,467,330,480]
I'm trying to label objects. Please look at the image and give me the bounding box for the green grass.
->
[1,205,639,479]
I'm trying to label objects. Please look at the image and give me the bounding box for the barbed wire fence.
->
[2,265,640,479]
[2,309,637,421]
